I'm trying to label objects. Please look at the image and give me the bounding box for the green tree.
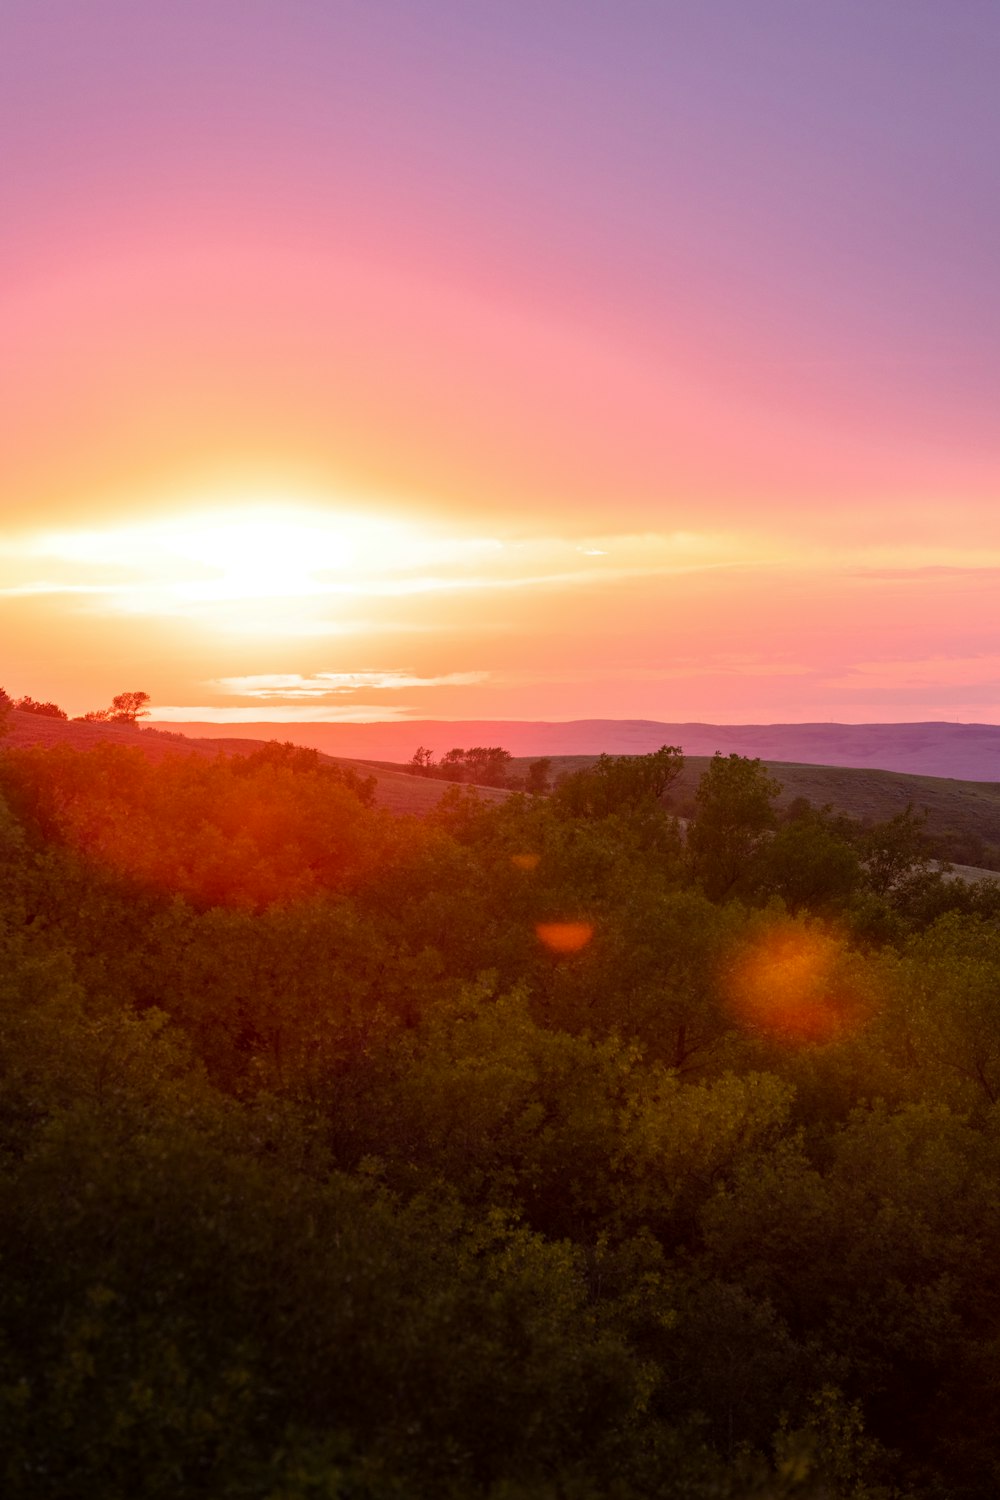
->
[552,744,684,820]
[688,754,781,900]
[861,805,933,897]
[757,813,862,913]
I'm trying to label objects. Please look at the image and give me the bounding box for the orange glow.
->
[511,853,540,870]
[535,921,593,954]
[723,923,867,1044]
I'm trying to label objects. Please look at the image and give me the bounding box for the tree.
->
[758,812,862,913]
[688,753,781,900]
[434,747,514,787]
[463,746,513,787]
[552,745,684,820]
[525,758,552,796]
[861,805,933,897]
[109,691,151,723]
[0,687,11,737]
[76,691,151,724]
[14,696,68,719]
[439,748,468,781]
[409,746,435,776]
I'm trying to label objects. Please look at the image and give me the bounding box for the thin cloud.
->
[212,670,489,698]
[0,512,774,621]
[149,703,419,724]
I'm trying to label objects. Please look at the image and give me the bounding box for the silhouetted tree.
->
[109,691,151,723]
[14,696,68,719]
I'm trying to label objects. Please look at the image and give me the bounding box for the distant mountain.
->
[161,719,1000,782]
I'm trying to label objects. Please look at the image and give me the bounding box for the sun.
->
[27,498,461,630]
[139,502,429,602]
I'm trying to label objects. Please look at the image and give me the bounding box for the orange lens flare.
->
[535,921,594,954]
[511,853,540,870]
[723,924,863,1044]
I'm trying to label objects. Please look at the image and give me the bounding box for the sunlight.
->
[12,498,506,636]
[15,508,763,611]
[39,502,441,603]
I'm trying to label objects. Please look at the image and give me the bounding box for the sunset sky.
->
[3,1,999,725]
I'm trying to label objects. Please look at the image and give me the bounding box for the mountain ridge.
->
[159,719,1000,782]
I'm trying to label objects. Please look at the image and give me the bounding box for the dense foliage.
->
[3,741,1000,1497]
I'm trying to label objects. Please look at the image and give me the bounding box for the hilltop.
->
[161,717,1000,781]
[1,710,509,815]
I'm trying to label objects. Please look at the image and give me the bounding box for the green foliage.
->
[688,754,781,900]
[4,741,1000,1496]
[552,744,684,821]
[756,810,863,913]
[861,805,934,897]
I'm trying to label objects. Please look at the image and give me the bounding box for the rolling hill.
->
[524,754,1000,869]
[161,718,1000,781]
[7,712,1000,866]
[0,710,510,816]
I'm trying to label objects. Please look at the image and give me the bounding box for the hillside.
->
[1,711,509,816]
[522,753,1000,869]
[161,717,1000,780]
[9,712,1000,862]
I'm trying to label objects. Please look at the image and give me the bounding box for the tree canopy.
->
[1,738,999,1496]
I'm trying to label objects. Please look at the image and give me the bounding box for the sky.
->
[3,0,999,726]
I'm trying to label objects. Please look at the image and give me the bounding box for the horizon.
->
[4,3,998,725]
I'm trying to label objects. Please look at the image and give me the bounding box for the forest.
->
[5,733,1000,1497]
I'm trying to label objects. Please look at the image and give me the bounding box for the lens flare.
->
[536,921,594,954]
[723,923,867,1044]
[511,853,540,870]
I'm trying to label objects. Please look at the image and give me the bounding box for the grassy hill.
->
[2,711,510,816]
[519,753,1000,869]
[160,717,1000,779]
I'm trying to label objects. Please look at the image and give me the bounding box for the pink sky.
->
[3,2,999,725]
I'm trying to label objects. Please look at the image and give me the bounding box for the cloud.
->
[148,703,419,724]
[211,670,489,698]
